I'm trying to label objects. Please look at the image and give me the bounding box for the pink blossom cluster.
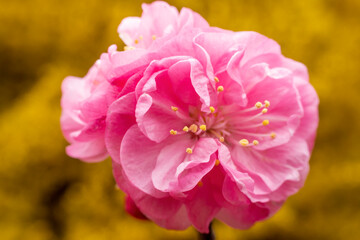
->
[60,1,319,233]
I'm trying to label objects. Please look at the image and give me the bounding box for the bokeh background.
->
[1,0,359,239]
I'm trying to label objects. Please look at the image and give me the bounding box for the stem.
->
[198,222,215,240]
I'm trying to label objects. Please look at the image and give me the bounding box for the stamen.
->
[215,159,220,166]
[219,136,225,142]
[231,130,273,138]
[170,129,177,135]
[264,100,270,108]
[217,86,224,92]
[234,122,268,130]
[209,106,215,113]
[186,148,193,154]
[255,102,263,109]
[252,140,259,145]
[270,132,276,139]
[189,124,198,133]
[262,120,270,126]
[183,126,189,132]
[199,125,207,131]
[214,76,220,83]
[262,108,268,114]
[171,106,178,111]
[239,139,249,146]
[134,39,139,44]
[152,35,156,40]
[197,181,203,187]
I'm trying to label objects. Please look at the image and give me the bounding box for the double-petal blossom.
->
[61,1,319,233]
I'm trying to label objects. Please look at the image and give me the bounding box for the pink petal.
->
[176,138,219,192]
[230,136,310,201]
[168,58,214,108]
[61,76,88,110]
[118,17,141,47]
[118,1,179,48]
[124,195,148,220]
[120,125,168,198]
[105,92,137,163]
[178,7,209,30]
[151,137,218,193]
[234,31,281,66]
[74,116,105,141]
[292,69,319,151]
[66,138,108,162]
[154,205,191,230]
[151,136,194,192]
[100,48,149,86]
[236,70,303,150]
[80,81,109,121]
[167,60,200,106]
[112,161,185,228]
[216,202,270,229]
[135,93,185,143]
[60,110,84,142]
[184,178,220,233]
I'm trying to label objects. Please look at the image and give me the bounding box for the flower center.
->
[168,77,277,153]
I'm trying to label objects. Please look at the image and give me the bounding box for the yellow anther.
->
[186,148,193,154]
[270,132,276,139]
[189,124,198,133]
[183,126,189,132]
[170,129,177,135]
[200,125,207,131]
[252,140,259,145]
[219,136,225,142]
[152,35,156,40]
[171,106,178,111]
[215,159,220,166]
[214,76,220,83]
[217,86,224,92]
[139,35,143,40]
[255,102,263,109]
[197,181,203,187]
[264,100,270,108]
[134,39,139,44]
[209,106,215,113]
[262,119,269,126]
[262,108,268,114]
[239,139,249,146]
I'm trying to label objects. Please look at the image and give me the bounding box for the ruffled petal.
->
[112,161,185,229]
[151,137,218,193]
[66,138,107,162]
[120,125,168,198]
[118,1,179,48]
[176,138,219,192]
[230,135,310,201]
[216,202,270,229]
[105,92,137,163]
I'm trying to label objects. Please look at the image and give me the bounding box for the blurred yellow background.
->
[1,0,359,239]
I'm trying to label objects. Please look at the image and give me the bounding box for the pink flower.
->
[60,45,120,162]
[118,1,209,50]
[60,1,319,234]
[105,29,319,232]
